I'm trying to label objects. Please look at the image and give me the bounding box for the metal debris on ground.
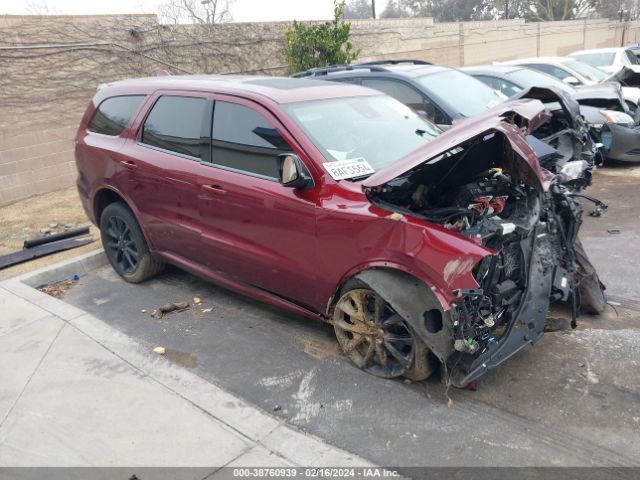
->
[0,237,94,270]
[607,228,621,235]
[38,278,79,298]
[0,223,94,270]
[151,302,189,319]
[23,226,90,249]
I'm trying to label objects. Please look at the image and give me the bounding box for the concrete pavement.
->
[0,253,373,468]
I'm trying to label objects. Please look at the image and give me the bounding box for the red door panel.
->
[197,164,319,307]
[119,143,203,261]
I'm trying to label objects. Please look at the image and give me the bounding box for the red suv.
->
[75,75,604,386]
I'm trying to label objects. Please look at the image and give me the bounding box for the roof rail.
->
[357,59,432,66]
[291,64,389,78]
[291,60,434,78]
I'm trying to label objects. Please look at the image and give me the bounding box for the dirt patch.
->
[164,349,198,369]
[295,334,341,360]
[38,278,79,298]
[0,186,100,280]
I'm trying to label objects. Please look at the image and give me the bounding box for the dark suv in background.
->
[293,60,507,128]
[295,60,601,171]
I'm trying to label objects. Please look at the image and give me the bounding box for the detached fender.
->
[354,268,455,364]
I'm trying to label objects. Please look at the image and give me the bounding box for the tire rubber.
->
[99,202,164,283]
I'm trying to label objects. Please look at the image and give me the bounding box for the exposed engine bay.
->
[367,127,605,384]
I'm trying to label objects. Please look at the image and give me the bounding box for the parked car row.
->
[76,56,611,388]
[295,56,640,164]
[462,64,640,163]
[569,46,639,75]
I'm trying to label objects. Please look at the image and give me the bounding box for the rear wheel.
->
[100,202,164,283]
[333,280,433,380]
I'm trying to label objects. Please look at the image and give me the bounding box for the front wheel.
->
[100,202,164,283]
[333,281,434,381]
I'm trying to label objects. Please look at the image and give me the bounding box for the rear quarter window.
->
[89,95,145,136]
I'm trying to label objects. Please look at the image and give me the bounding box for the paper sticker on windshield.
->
[323,158,375,180]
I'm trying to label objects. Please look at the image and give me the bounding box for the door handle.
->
[201,184,227,195]
[120,160,138,170]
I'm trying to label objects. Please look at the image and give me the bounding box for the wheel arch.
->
[330,266,455,364]
[328,262,449,317]
[92,186,154,250]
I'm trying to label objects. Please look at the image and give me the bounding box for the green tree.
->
[283,1,361,74]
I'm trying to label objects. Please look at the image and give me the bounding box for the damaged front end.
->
[513,86,603,189]
[362,101,604,386]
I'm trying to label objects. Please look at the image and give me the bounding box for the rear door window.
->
[141,96,209,159]
[361,78,448,124]
[361,79,425,113]
[89,95,145,136]
[526,63,574,82]
[210,101,292,179]
[475,75,522,97]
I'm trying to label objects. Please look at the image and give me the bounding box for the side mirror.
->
[563,76,581,86]
[278,154,312,189]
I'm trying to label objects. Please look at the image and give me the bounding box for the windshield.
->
[283,95,440,174]
[571,52,616,67]
[565,59,609,82]
[417,70,506,117]
[506,68,575,93]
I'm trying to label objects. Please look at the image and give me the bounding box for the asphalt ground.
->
[61,164,640,468]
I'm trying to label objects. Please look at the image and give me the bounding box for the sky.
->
[1,0,388,22]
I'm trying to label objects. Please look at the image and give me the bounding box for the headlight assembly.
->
[600,109,634,126]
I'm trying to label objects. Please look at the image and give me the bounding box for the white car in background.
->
[569,47,640,74]
[502,56,640,112]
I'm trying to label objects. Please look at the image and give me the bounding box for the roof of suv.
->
[372,64,449,77]
[462,65,524,74]
[97,75,376,104]
[295,63,449,79]
[502,57,572,66]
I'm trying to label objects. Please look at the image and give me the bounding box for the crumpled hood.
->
[604,66,640,88]
[573,82,624,101]
[362,99,552,190]
[511,85,582,129]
